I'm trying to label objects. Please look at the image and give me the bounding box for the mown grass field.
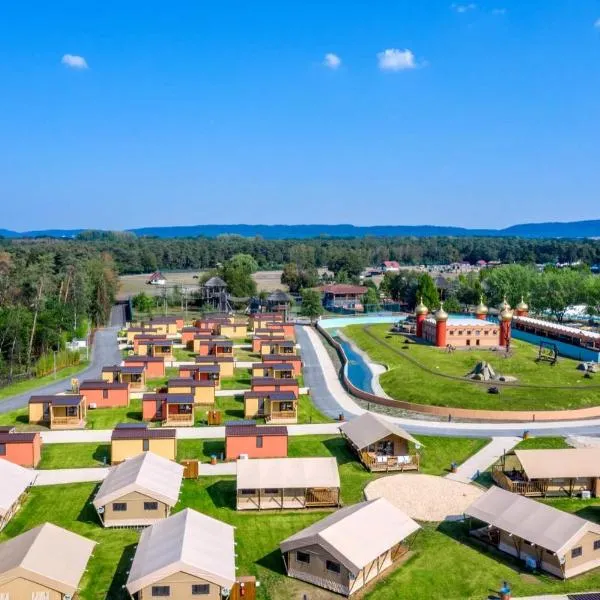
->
[344,323,600,410]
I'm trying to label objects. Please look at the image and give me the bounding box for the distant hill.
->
[1,221,600,240]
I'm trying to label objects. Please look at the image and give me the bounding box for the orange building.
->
[178,364,220,387]
[262,354,303,377]
[194,338,234,357]
[0,427,42,468]
[259,339,296,356]
[142,393,195,426]
[249,312,285,331]
[194,356,235,378]
[225,421,288,460]
[181,326,203,346]
[133,333,168,352]
[123,355,165,379]
[78,380,130,408]
[102,365,146,390]
[251,363,294,379]
[251,377,299,397]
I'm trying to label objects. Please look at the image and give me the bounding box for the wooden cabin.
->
[102,365,146,390]
[126,325,159,344]
[138,338,174,359]
[244,391,298,423]
[147,316,183,335]
[28,394,87,430]
[466,486,600,579]
[262,353,303,377]
[217,321,248,339]
[249,312,285,331]
[251,362,294,379]
[78,379,130,408]
[194,337,234,357]
[93,451,184,527]
[252,331,285,353]
[280,498,419,596]
[110,423,177,464]
[181,326,203,346]
[178,364,221,389]
[0,523,95,599]
[143,393,195,427]
[195,355,235,378]
[0,459,35,530]
[260,339,296,356]
[126,509,237,600]
[0,427,42,468]
[491,448,600,497]
[123,355,166,379]
[225,421,288,460]
[251,377,299,398]
[133,333,168,353]
[340,412,421,472]
[236,457,340,511]
[168,378,216,405]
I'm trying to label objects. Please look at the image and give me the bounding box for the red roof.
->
[382,261,400,268]
[147,271,165,282]
[321,284,368,295]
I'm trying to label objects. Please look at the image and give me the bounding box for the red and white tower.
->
[515,296,529,317]
[475,295,488,321]
[499,302,513,348]
[415,297,428,338]
[434,303,448,347]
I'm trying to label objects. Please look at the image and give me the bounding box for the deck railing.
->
[164,413,194,424]
[267,410,297,421]
[491,466,545,496]
[361,451,419,472]
[51,416,83,426]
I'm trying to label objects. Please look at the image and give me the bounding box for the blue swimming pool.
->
[333,335,375,393]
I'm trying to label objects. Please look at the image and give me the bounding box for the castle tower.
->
[415,297,428,337]
[434,303,448,347]
[515,296,529,317]
[499,305,513,348]
[498,296,510,312]
[474,295,488,321]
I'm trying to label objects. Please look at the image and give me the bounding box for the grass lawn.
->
[0,360,89,401]
[344,323,600,411]
[145,366,178,391]
[234,348,259,363]
[38,442,111,468]
[173,348,197,361]
[515,436,570,450]
[220,368,252,390]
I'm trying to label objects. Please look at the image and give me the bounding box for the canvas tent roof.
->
[465,486,600,556]
[280,498,419,574]
[236,457,339,490]
[126,508,236,594]
[93,451,183,509]
[340,412,420,450]
[0,523,95,595]
[514,448,600,480]
[0,459,35,518]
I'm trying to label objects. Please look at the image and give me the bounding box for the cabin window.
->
[191,584,210,595]
[113,502,127,512]
[326,560,341,574]
[256,435,264,448]
[151,586,170,597]
[264,488,279,494]
[103,389,109,399]
[594,540,600,551]
[571,546,583,558]
[143,439,150,452]
[240,488,256,495]
[449,331,454,335]
[144,502,159,511]
[458,330,463,336]
[467,330,472,335]
[0,444,5,456]
[296,551,310,564]
[476,340,480,346]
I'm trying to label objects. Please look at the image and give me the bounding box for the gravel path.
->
[364,473,483,522]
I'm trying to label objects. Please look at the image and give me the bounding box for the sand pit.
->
[364,473,484,522]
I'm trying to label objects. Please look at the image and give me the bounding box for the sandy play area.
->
[364,473,484,522]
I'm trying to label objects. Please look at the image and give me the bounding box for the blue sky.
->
[2,1,600,231]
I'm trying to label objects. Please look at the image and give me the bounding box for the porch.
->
[162,400,194,427]
[49,402,87,430]
[266,400,298,424]
[236,486,339,511]
[491,465,546,496]
[360,451,419,472]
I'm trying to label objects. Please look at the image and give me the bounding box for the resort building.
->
[492,448,600,497]
[0,459,35,530]
[225,421,288,460]
[216,321,248,339]
[93,451,184,527]
[110,423,177,464]
[195,355,235,378]
[78,379,130,408]
[249,312,285,331]
[142,393,195,426]
[28,394,87,429]
[321,284,368,311]
[251,362,295,379]
[137,338,174,359]
[177,364,220,388]
[102,365,146,390]
[381,260,401,273]
[147,315,183,335]
[123,355,166,379]
[193,337,234,357]
[262,353,303,377]
[126,509,237,600]
[466,486,600,579]
[244,391,298,423]
[340,412,421,472]
[251,377,299,398]
[236,457,340,511]
[126,325,159,344]
[252,331,285,353]
[264,290,293,316]
[132,333,168,353]
[259,339,297,356]
[0,523,95,599]
[181,326,203,346]
[168,378,216,405]
[0,427,42,468]
[280,498,420,597]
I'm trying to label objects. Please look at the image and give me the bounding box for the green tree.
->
[220,255,257,298]
[133,292,154,316]
[416,273,440,310]
[362,287,380,312]
[300,289,323,322]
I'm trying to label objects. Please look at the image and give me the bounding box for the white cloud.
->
[61,54,88,69]
[492,8,507,15]
[594,18,600,29]
[451,3,476,13]
[323,53,341,69]
[377,48,418,71]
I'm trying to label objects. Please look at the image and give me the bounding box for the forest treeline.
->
[3,232,600,274]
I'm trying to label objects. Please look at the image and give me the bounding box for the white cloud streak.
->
[451,3,476,13]
[377,48,418,71]
[61,54,88,69]
[323,53,341,69]
[594,18,600,29]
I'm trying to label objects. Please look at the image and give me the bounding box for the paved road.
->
[296,324,600,439]
[0,306,124,414]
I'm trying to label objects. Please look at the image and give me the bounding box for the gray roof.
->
[465,486,600,556]
[340,412,420,450]
[126,508,236,594]
[0,459,35,518]
[0,523,95,595]
[514,448,600,479]
[204,276,227,288]
[93,452,183,509]
[280,498,420,574]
